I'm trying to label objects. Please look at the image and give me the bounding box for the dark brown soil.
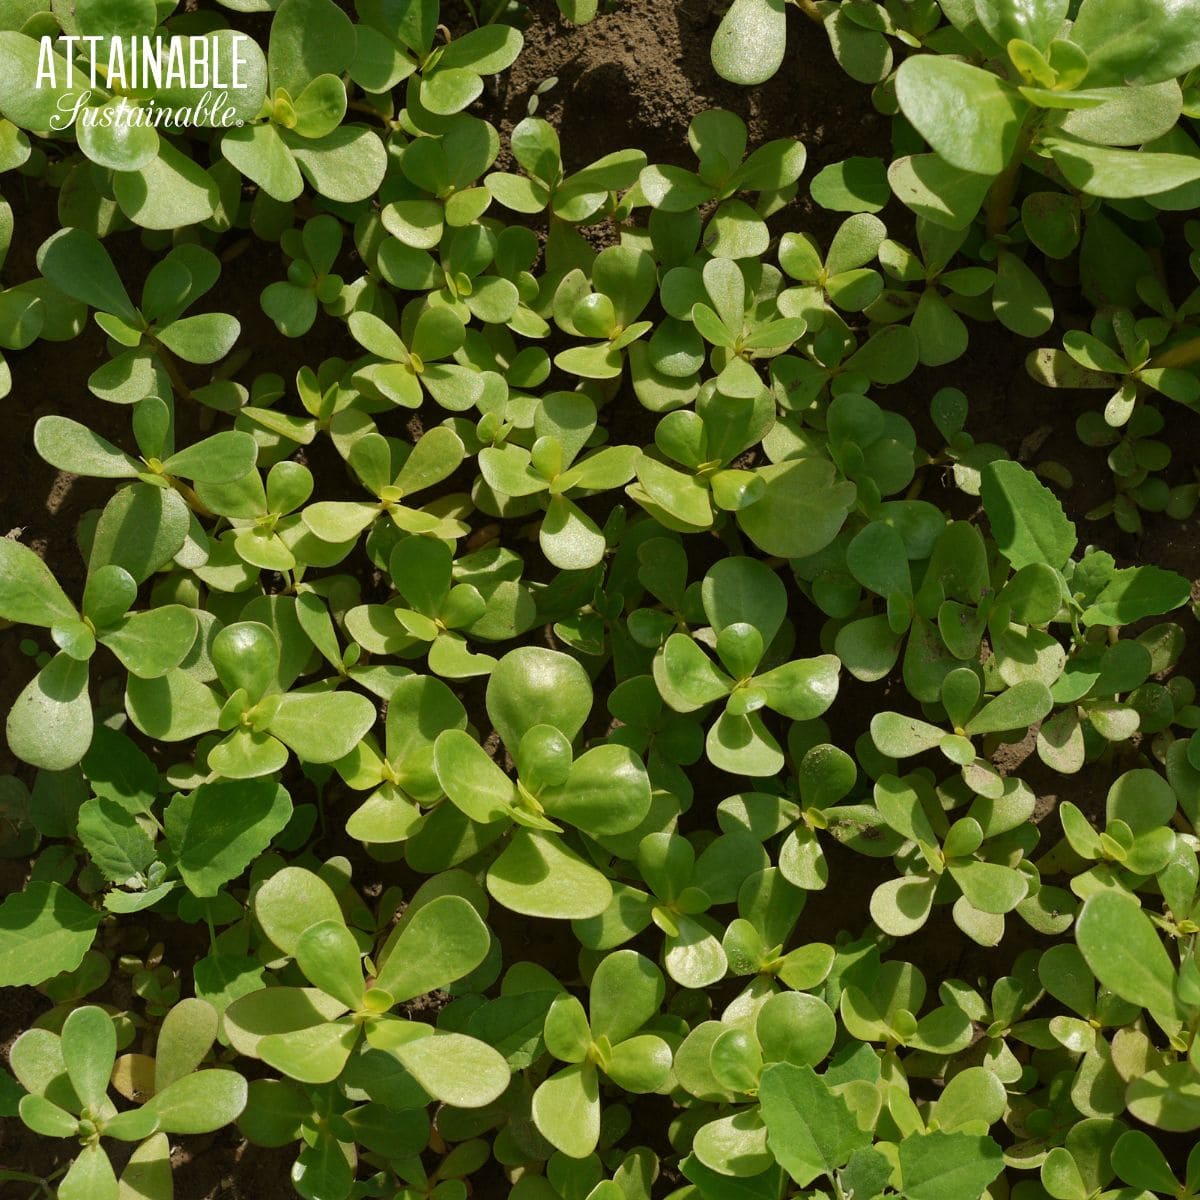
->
[2,0,1199,1196]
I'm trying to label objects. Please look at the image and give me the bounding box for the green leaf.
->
[434,728,517,824]
[1021,191,1082,258]
[194,955,267,1022]
[888,154,991,230]
[422,66,483,115]
[392,1031,510,1108]
[479,444,546,498]
[656,635,734,712]
[118,1133,172,1200]
[0,882,100,987]
[466,991,556,1069]
[0,537,77,628]
[76,101,159,173]
[268,0,356,96]
[142,1070,247,1134]
[486,646,592,747]
[607,1035,671,1094]
[870,875,937,936]
[759,1063,872,1186]
[1069,0,1200,87]
[237,1079,310,1148]
[61,1006,115,1112]
[541,494,608,568]
[0,33,83,136]
[532,1062,600,1157]
[438,23,523,74]
[846,521,911,600]
[980,460,1076,569]
[540,744,652,837]
[268,690,377,763]
[947,860,1029,914]
[90,484,190,584]
[76,0,158,40]
[589,949,665,1044]
[993,250,1053,337]
[7,653,92,771]
[693,1110,773,1177]
[156,313,241,366]
[1125,1063,1200,1132]
[60,1144,118,1200]
[665,912,728,987]
[711,0,787,85]
[756,656,841,721]
[291,73,347,138]
[165,779,293,898]
[155,999,219,1093]
[213,622,279,702]
[101,606,197,679]
[974,0,1067,50]
[224,988,348,1068]
[810,156,890,213]
[870,712,946,758]
[124,670,222,743]
[294,920,364,1010]
[707,710,785,777]
[36,228,138,324]
[19,1093,79,1138]
[543,994,591,1063]
[898,1130,1005,1200]
[288,126,388,204]
[487,830,613,919]
[292,1131,354,1198]
[34,416,140,480]
[895,57,1028,175]
[1075,891,1179,1021]
[374,895,491,1002]
[254,867,343,958]
[702,556,787,640]
[222,122,303,202]
[963,681,1053,735]
[756,991,837,1069]
[157,31,269,125]
[113,144,221,231]
[1081,565,1192,626]
[737,459,856,559]
[76,797,156,885]
[1046,139,1200,199]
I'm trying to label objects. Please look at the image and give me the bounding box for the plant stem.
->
[985,117,1039,241]
[796,0,823,21]
[171,479,216,520]
[348,100,394,128]
[151,343,193,403]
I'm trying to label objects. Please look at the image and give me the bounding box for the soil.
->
[2,0,1199,1196]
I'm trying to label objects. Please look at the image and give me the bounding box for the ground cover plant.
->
[0,0,1199,1196]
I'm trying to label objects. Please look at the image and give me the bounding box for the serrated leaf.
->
[164,779,292,898]
[77,797,157,885]
[981,460,1075,570]
[0,883,101,987]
